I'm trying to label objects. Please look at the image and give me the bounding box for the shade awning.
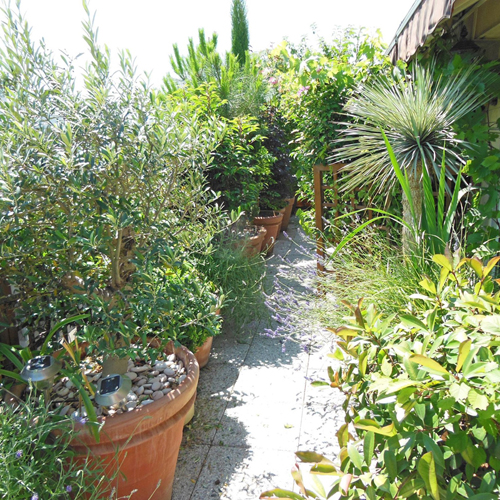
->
[388,0,500,63]
[388,0,455,62]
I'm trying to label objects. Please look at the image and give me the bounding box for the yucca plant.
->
[332,63,495,251]
[384,130,467,255]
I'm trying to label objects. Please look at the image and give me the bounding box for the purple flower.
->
[31,494,39,500]
[16,450,22,458]
[66,485,72,493]
[297,85,310,97]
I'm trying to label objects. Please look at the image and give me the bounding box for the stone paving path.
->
[172,217,344,499]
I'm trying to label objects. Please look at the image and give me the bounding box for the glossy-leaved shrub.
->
[262,251,500,499]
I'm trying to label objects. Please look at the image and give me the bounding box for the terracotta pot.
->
[278,197,295,232]
[69,343,199,500]
[194,336,213,369]
[232,225,267,258]
[295,197,311,209]
[252,211,284,256]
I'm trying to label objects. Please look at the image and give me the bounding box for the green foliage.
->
[383,131,468,254]
[264,28,390,202]
[197,231,267,329]
[318,231,431,323]
[281,252,500,499]
[0,5,224,362]
[0,393,110,499]
[334,62,495,196]
[231,0,249,65]
[258,106,295,210]
[435,55,500,255]
[165,28,269,119]
[209,113,274,215]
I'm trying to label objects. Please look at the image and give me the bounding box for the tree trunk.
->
[402,162,423,255]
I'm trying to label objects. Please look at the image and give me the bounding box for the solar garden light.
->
[20,355,62,391]
[95,373,132,407]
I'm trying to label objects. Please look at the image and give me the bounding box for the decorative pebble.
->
[130,365,150,373]
[57,387,70,397]
[59,405,71,416]
[49,350,188,417]
[125,401,137,411]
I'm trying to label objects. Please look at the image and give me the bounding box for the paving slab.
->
[190,447,295,500]
[172,444,211,500]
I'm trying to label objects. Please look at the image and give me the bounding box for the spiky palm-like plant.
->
[332,63,494,250]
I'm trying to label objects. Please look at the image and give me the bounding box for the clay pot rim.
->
[255,210,282,217]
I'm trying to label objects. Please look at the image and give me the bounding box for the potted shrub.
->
[258,106,296,232]
[0,6,224,499]
[252,107,295,253]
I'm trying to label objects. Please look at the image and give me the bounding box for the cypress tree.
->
[231,0,249,65]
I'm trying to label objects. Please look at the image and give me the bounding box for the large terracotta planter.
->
[69,344,199,500]
[279,197,295,232]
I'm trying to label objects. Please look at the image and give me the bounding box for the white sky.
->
[14,0,416,86]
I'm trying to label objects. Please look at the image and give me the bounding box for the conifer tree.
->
[231,0,249,65]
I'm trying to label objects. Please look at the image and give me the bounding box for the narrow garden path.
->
[172,217,345,499]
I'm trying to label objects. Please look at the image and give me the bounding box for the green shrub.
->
[264,28,390,204]
[264,251,500,499]
[209,113,274,216]
[0,5,223,357]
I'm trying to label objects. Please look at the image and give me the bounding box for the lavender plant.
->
[0,391,110,499]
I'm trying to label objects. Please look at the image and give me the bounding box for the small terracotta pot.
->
[68,343,199,500]
[252,211,284,256]
[295,197,311,209]
[232,225,267,258]
[194,336,213,369]
[279,197,295,232]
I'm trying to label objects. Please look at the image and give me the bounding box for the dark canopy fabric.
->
[388,0,455,62]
